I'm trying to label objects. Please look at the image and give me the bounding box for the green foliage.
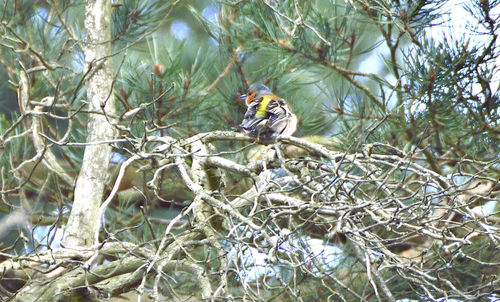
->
[0,0,498,300]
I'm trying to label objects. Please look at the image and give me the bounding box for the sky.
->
[434,0,499,96]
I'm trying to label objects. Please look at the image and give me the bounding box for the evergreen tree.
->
[0,0,498,300]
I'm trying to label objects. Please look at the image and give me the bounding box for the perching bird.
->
[236,83,297,141]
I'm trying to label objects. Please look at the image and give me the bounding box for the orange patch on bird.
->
[245,91,257,105]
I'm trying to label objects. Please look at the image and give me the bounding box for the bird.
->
[236,83,297,141]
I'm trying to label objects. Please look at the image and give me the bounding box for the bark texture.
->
[64,0,116,248]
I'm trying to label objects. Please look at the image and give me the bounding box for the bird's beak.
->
[239,94,247,101]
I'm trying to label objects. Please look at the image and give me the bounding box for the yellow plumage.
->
[256,95,272,117]
[236,83,297,141]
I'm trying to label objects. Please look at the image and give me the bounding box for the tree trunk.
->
[64,0,116,248]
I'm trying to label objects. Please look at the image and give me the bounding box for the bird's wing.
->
[237,100,266,130]
[243,101,259,120]
[266,99,289,127]
[240,116,267,130]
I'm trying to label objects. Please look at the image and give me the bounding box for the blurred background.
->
[0,0,498,300]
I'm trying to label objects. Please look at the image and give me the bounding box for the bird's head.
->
[240,83,273,105]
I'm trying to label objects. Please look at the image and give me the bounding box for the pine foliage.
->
[0,0,498,300]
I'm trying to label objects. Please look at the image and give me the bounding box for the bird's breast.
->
[256,95,273,117]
